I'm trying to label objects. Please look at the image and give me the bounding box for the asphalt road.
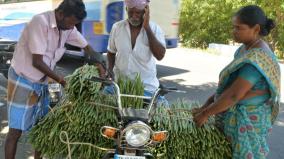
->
[0,47,283,158]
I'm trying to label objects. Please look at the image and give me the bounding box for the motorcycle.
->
[90,77,182,159]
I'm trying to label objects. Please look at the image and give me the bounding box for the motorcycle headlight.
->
[124,121,151,147]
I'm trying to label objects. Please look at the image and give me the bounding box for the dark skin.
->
[5,10,105,159]
[107,6,165,78]
[32,45,105,87]
[32,10,105,87]
[193,16,271,127]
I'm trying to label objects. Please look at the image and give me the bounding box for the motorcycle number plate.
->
[115,155,145,159]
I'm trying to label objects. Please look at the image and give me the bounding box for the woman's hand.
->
[193,110,210,127]
[191,107,203,116]
[191,103,210,116]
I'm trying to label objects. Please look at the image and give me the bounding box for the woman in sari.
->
[193,5,281,159]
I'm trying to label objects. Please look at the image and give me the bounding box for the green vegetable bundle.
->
[150,100,232,159]
[65,64,102,102]
[29,65,145,158]
[29,100,117,158]
[117,74,144,109]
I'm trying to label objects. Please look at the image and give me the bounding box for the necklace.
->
[246,39,261,50]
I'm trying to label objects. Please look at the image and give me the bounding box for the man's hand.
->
[57,76,66,87]
[106,70,114,80]
[96,63,106,78]
[142,5,165,61]
[32,54,67,86]
[106,52,116,80]
[83,45,104,64]
[142,5,150,30]
[83,45,107,78]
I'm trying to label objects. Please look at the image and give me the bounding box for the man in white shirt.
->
[106,0,167,104]
[5,0,105,159]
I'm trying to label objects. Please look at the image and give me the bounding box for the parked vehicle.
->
[0,0,180,59]
[0,40,15,78]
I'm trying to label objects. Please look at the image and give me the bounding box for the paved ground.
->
[0,47,283,158]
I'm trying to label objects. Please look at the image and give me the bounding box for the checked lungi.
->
[7,67,49,131]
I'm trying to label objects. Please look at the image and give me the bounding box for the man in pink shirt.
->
[5,0,105,158]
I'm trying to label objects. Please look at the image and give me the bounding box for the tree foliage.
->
[179,0,284,58]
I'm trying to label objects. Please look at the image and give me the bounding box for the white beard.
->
[128,18,142,27]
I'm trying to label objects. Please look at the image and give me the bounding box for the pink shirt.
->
[11,11,88,82]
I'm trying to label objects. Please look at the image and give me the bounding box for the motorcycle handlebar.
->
[159,87,177,96]
[159,87,186,96]
[90,76,113,85]
[90,76,109,82]
[89,76,185,122]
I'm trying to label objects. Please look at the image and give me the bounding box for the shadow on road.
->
[157,64,189,78]
[159,78,218,104]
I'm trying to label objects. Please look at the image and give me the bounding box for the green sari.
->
[216,47,281,159]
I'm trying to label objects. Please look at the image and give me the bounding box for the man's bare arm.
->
[83,45,106,77]
[143,5,166,60]
[32,54,66,85]
[107,51,116,79]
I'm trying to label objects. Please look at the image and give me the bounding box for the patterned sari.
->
[215,47,281,159]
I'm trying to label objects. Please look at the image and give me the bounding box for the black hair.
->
[56,0,87,21]
[235,5,275,36]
